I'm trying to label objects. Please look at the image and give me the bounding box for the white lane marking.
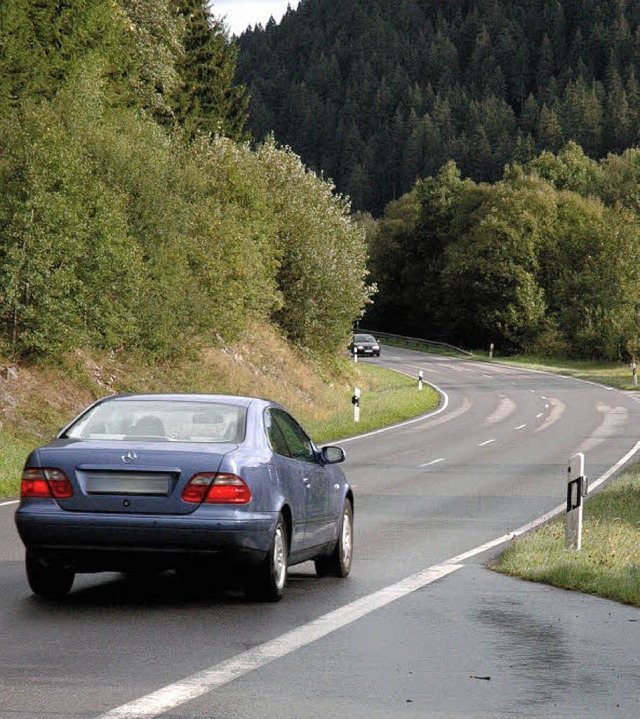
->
[95,563,463,719]
[535,398,566,433]
[445,439,640,565]
[419,458,445,467]
[483,395,516,425]
[339,382,449,444]
[574,404,629,455]
[536,413,544,419]
[400,397,473,435]
[478,439,496,447]
[0,500,18,508]
[514,424,527,430]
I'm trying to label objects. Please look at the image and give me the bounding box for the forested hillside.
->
[0,0,372,361]
[367,143,640,359]
[237,0,640,214]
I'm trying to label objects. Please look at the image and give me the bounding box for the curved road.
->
[1,346,639,718]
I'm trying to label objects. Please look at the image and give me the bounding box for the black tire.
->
[26,552,74,600]
[245,515,288,602]
[315,499,353,578]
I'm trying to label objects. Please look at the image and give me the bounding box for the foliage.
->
[256,138,374,356]
[236,0,640,214]
[367,146,640,360]
[0,1,371,362]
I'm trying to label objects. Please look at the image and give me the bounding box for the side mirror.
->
[321,445,346,464]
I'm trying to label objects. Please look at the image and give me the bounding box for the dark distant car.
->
[15,394,353,602]
[350,333,381,357]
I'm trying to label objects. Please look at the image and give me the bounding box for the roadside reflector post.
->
[632,360,637,386]
[489,342,494,360]
[352,387,360,423]
[418,370,424,391]
[353,349,358,363]
[566,453,587,551]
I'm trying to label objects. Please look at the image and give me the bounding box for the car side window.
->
[271,409,318,464]
[265,410,291,457]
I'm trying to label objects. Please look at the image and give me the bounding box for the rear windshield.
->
[63,400,247,443]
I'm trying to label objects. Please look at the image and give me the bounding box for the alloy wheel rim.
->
[342,510,352,567]
[273,526,287,589]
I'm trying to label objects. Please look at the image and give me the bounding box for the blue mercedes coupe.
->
[15,394,353,602]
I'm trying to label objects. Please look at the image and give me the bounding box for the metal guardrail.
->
[359,329,474,357]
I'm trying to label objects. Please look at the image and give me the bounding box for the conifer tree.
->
[173,0,249,140]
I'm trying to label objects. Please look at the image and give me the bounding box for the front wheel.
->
[26,552,75,600]
[245,515,288,602]
[315,499,353,578]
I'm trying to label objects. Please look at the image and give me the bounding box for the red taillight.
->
[182,473,251,504]
[21,468,73,499]
[181,473,212,503]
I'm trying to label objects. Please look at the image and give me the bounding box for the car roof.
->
[97,394,257,408]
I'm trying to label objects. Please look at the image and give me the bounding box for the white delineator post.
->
[352,387,360,423]
[418,370,423,391]
[566,453,586,551]
[489,342,494,360]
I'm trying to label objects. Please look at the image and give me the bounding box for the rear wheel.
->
[26,552,75,600]
[315,499,353,578]
[245,515,288,602]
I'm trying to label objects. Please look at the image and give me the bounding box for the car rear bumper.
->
[15,503,276,572]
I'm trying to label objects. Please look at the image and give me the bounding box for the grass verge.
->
[304,363,439,444]
[490,465,640,607]
[489,353,639,391]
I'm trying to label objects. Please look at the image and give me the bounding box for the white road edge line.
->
[95,563,463,719]
[478,439,496,447]
[514,424,527,430]
[0,500,18,508]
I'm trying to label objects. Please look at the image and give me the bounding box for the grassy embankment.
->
[0,325,439,498]
[490,466,640,607]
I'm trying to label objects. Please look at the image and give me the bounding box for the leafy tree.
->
[256,138,374,356]
[540,192,639,358]
[442,179,550,350]
[518,141,601,196]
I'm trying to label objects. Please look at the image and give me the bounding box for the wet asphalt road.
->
[1,347,639,718]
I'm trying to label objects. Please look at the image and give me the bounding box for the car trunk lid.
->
[33,439,235,515]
